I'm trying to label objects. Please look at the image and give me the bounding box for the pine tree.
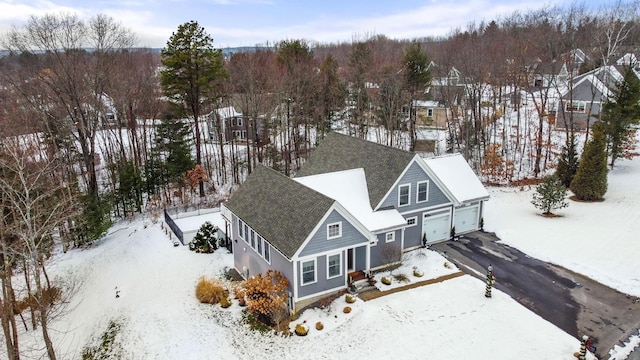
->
[161,21,226,197]
[145,111,195,195]
[531,175,569,215]
[402,41,431,151]
[189,221,217,253]
[555,134,579,188]
[570,125,608,201]
[601,65,640,167]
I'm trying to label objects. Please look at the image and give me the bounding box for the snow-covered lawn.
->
[484,154,640,298]
[8,217,596,359]
[14,138,640,359]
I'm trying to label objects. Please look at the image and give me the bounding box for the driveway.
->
[430,231,640,359]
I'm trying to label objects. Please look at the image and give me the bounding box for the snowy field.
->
[17,221,593,360]
[12,137,640,359]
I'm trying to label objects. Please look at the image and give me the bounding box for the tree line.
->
[0,1,639,358]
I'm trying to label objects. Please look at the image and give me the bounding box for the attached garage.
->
[454,204,480,234]
[422,210,451,243]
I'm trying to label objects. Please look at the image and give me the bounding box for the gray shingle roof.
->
[295,132,415,209]
[224,164,334,259]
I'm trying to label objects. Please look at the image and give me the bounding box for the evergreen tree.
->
[189,221,218,253]
[570,124,608,201]
[145,112,195,194]
[555,133,579,188]
[402,41,431,151]
[601,65,640,167]
[115,160,143,216]
[161,21,227,197]
[531,175,569,215]
[73,194,112,247]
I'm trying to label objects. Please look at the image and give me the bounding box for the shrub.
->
[315,321,324,331]
[195,277,228,304]
[220,297,232,308]
[189,221,218,253]
[243,270,289,326]
[393,273,410,283]
[345,294,356,304]
[413,268,424,277]
[295,323,308,336]
[381,276,392,285]
[343,306,352,314]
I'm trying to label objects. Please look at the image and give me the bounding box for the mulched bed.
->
[358,271,465,301]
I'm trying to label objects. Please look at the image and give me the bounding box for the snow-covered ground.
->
[15,221,594,360]
[10,136,640,359]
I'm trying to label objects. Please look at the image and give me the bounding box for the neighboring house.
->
[406,100,450,129]
[208,106,266,143]
[221,132,489,313]
[556,53,639,131]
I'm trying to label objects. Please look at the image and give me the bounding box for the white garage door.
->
[454,206,479,234]
[423,213,451,243]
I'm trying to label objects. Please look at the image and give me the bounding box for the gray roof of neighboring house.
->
[295,132,415,209]
[224,164,334,259]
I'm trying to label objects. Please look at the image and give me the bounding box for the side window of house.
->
[301,260,316,285]
[385,232,395,243]
[264,243,270,263]
[256,235,262,255]
[417,181,429,203]
[237,117,243,127]
[250,230,255,249]
[238,220,244,240]
[406,217,417,226]
[398,184,410,206]
[243,224,249,243]
[327,222,342,239]
[427,108,433,117]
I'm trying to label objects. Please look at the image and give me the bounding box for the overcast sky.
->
[0,0,616,49]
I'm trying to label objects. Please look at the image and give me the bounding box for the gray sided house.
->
[221,132,489,313]
[556,56,640,131]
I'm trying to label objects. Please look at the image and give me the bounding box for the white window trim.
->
[406,216,418,227]
[301,259,317,286]
[238,220,245,240]
[398,183,411,207]
[263,242,271,264]
[250,230,256,249]
[326,253,342,279]
[385,231,395,243]
[327,222,342,239]
[416,180,429,203]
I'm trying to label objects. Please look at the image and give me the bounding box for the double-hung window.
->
[250,230,255,249]
[417,181,429,203]
[327,254,341,278]
[399,184,410,206]
[301,260,316,285]
[256,235,262,255]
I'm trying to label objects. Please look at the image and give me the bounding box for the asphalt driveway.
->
[430,231,640,359]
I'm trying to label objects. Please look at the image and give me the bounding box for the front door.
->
[347,248,354,272]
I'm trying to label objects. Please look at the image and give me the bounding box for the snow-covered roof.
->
[423,154,489,204]
[294,168,407,233]
[215,106,242,119]
[414,100,440,107]
[172,210,227,234]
